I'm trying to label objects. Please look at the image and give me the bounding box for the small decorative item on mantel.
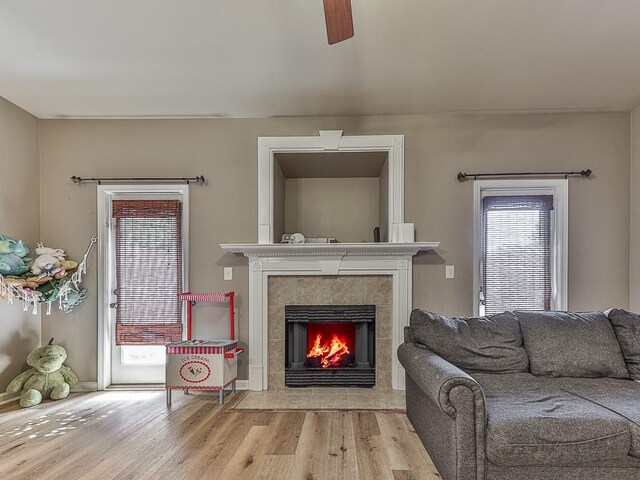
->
[0,235,96,315]
[281,233,337,244]
[373,226,380,243]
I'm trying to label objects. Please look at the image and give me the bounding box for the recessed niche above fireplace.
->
[256,132,407,244]
[274,151,389,243]
[285,305,375,388]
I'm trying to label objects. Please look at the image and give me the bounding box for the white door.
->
[103,187,188,385]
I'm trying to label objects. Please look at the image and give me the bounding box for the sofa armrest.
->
[398,341,487,480]
[397,341,485,418]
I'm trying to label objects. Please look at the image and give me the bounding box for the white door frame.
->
[97,184,189,390]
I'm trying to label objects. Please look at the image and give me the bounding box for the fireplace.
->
[285,305,375,387]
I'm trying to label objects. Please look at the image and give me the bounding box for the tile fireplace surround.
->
[268,275,392,390]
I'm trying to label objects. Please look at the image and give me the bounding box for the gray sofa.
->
[398,308,640,480]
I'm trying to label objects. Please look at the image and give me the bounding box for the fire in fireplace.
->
[306,323,355,369]
[285,305,375,387]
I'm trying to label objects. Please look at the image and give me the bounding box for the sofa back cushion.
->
[607,308,640,380]
[516,310,629,379]
[409,309,529,374]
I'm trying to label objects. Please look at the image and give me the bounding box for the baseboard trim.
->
[0,392,19,406]
[72,381,98,392]
[235,380,249,390]
[0,381,98,405]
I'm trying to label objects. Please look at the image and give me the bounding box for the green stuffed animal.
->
[6,338,79,408]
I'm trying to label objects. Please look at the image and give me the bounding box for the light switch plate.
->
[445,265,455,279]
[224,267,233,281]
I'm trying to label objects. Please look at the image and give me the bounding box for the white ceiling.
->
[2,1,640,119]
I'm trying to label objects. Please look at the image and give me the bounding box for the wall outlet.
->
[224,267,233,281]
[445,265,455,279]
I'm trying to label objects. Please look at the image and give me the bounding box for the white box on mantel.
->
[393,223,415,243]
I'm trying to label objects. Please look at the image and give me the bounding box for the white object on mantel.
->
[392,223,415,243]
[402,224,415,242]
[318,130,343,150]
[220,241,439,392]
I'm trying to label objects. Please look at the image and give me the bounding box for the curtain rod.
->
[71,175,206,185]
[457,169,592,182]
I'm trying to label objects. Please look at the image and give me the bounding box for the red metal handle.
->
[224,347,244,359]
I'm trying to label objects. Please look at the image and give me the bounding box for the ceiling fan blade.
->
[323,0,354,45]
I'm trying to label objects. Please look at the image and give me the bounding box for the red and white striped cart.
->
[165,291,244,405]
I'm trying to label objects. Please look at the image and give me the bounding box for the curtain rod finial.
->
[71,176,82,184]
[457,172,467,182]
[582,169,592,178]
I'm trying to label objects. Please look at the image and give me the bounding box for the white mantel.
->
[221,242,439,391]
[221,242,439,257]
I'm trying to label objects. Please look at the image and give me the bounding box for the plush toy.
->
[30,244,67,277]
[6,338,79,408]
[0,235,31,276]
[0,235,30,257]
[60,287,87,313]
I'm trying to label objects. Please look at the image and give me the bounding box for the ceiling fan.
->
[323,0,354,45]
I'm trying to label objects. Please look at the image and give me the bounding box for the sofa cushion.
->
[548,377,640,458]
[516,310,629,379]
[409,309,529,374]
[473,373,632,466]
[607,309,640,380]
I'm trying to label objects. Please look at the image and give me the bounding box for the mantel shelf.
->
[220,242,439,258]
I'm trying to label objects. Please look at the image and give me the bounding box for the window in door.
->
[113,199,184,346]
[474,180,568,316]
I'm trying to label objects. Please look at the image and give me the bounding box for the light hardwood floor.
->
[0,390,441,480]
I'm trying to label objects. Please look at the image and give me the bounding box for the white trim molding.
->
[0,392,19,406]
[0,381,99,405]
[473,179,569,315]
[257,133,405,243]
[235,380,249,391]
[71,381,99,392]
[221,242,438,258]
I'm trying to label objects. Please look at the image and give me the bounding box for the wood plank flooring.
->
[0,390,441,480]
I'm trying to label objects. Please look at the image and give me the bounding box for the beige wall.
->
[273,161,286,242]
[379,158,389,242]
[284,177,379,242]
[0,97,40,393]
[38,112,631,382]
[631,107,640,312]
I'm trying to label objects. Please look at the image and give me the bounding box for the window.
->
[113,199,184,345]
[120,345,166,365]
[474,180,568,316]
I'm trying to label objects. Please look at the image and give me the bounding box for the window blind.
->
[113,199,183,345]
[482,195,553,315]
